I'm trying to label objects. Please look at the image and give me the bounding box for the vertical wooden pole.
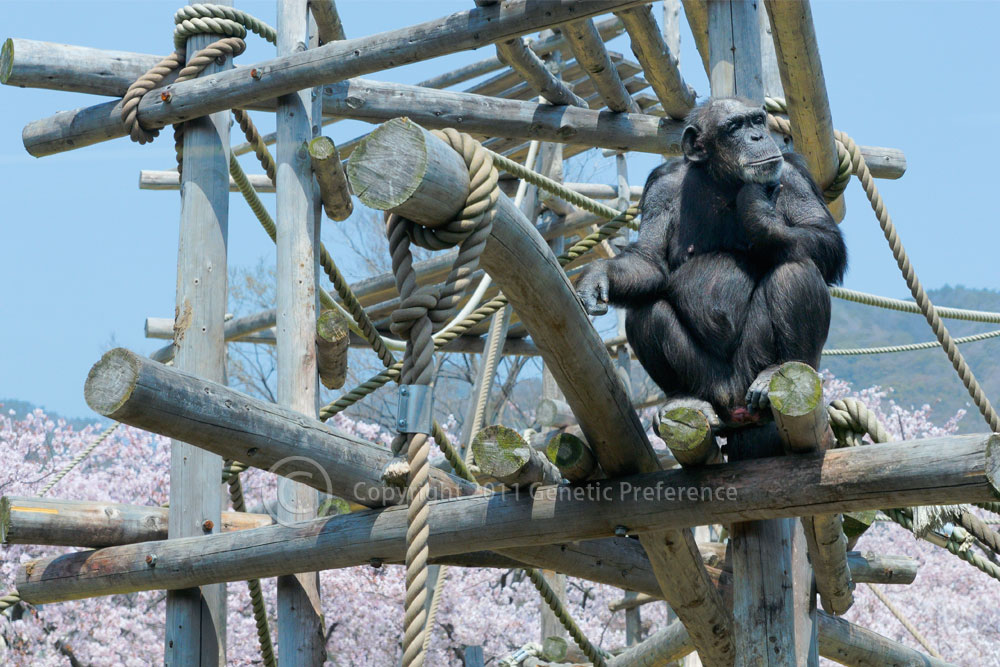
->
[276,0,325,663]
[707,2,814,665]
[662,0,682,67]
[165,7,232,664]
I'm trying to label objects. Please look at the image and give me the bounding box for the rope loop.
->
[121,5,275,145]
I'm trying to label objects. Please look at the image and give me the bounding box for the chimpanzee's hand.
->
[577,265,609,316]
[736,182,779,216]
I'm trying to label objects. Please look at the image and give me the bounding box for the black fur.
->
[577,98,847,442]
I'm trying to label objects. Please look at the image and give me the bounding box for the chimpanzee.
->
[576,98,847,456]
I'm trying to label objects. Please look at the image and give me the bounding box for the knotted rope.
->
[121,5,275,144]
[767,98,999,433]
[385,129,499,667]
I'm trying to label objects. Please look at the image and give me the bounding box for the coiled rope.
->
[767,98,999,432]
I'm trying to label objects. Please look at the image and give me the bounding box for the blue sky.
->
[1,1,998,418]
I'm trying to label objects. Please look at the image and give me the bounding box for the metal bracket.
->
[396,384,433,435]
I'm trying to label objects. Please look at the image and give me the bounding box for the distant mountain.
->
[822,285,1000,433]
[0,398,105,432]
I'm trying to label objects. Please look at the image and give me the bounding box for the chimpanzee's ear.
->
[682,124,707,163]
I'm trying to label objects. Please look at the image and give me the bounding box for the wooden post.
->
[275,4,325,661]
[708,3,813,664]
[166,8,232,663]
[562,19,639,112]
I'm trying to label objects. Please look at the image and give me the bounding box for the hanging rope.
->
[864,584,942,658]
[766,98,999,433]
[830,287,1000,324]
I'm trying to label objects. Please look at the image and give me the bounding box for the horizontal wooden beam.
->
[607,611,954,667]
[1,496,271,548]
[85,347,480,507]
[18,0,651,156]
[16,433,998,604]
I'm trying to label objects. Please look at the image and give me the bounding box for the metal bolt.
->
[250,68,262,80]
[614,525,628,537]
[400,386,409,396]
[246,447,258,457]
[160,91,172,103]
[398,418,407,428]
[369,558,383,569]
[215,54,226,65]
[202,519,214,532]
[146,554,158,567]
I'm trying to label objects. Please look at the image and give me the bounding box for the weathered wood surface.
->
[15,432,999,604]
[708,0,763,100]
[604,612,954,667]
[6,44,903,175]
[275,4,325,660]
[85,348,480,507]
[681,0,711,74]
[0,38,174,96]
[768,361,853,616]
[315,308,350,389]
[0,497,271,548]
[545,432,598,483]
[308,135,353,220]
[308,0,346,44]
[19,0,651,156]
[615,4,696,118]
[562,19,638,112]
[166,19,232,665]
[149,309,277,362]
[763,0,838,194]
[536,398,575,428]
[472,425,563,488]
[495,36,586,108]
[817,613,954,667]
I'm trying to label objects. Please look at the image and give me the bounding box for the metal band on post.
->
[397,384,434,435]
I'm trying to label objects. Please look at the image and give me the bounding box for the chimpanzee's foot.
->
[660,397,722,431]
[745,364,783,413]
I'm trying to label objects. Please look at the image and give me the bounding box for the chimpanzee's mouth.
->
[747,156,782,166]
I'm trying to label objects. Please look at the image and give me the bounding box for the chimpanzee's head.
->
[681,98,783,186]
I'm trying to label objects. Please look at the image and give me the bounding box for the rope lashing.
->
[121,5,275,144]
[527,568,610,667]
[384,129,499,667]
[766,97,999,433]
[885,508,1000,583]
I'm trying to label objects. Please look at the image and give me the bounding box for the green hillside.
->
[822,285,1000,432]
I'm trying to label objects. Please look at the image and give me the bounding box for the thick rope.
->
[864,584,942,658]
[527,569,609,667]
[885,509,1000,583]
[224,462,276,667]
[956,509,1000,555]
[823,329,1000,356]
[831,287,1000,324]
[976,502,1000,516]
[385,130,499,667]
[827,398,890,446]
[766,99,998,432]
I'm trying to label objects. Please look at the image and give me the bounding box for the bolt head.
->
[202,519,214,532]
[614,525,628,537]
[160,91,172,103]
[146,554,158,567]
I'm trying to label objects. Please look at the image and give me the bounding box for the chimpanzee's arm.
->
[736,154,847,285]
[576,162,679,314]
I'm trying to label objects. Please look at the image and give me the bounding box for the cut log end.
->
[308,135,338,161]
[472,425,529,479]
[1,39,14,85]
[545,431,597,483]
[768,361,823,418]
[346,117,428,211]
[84,347,141,418]
[658,406,717,466]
